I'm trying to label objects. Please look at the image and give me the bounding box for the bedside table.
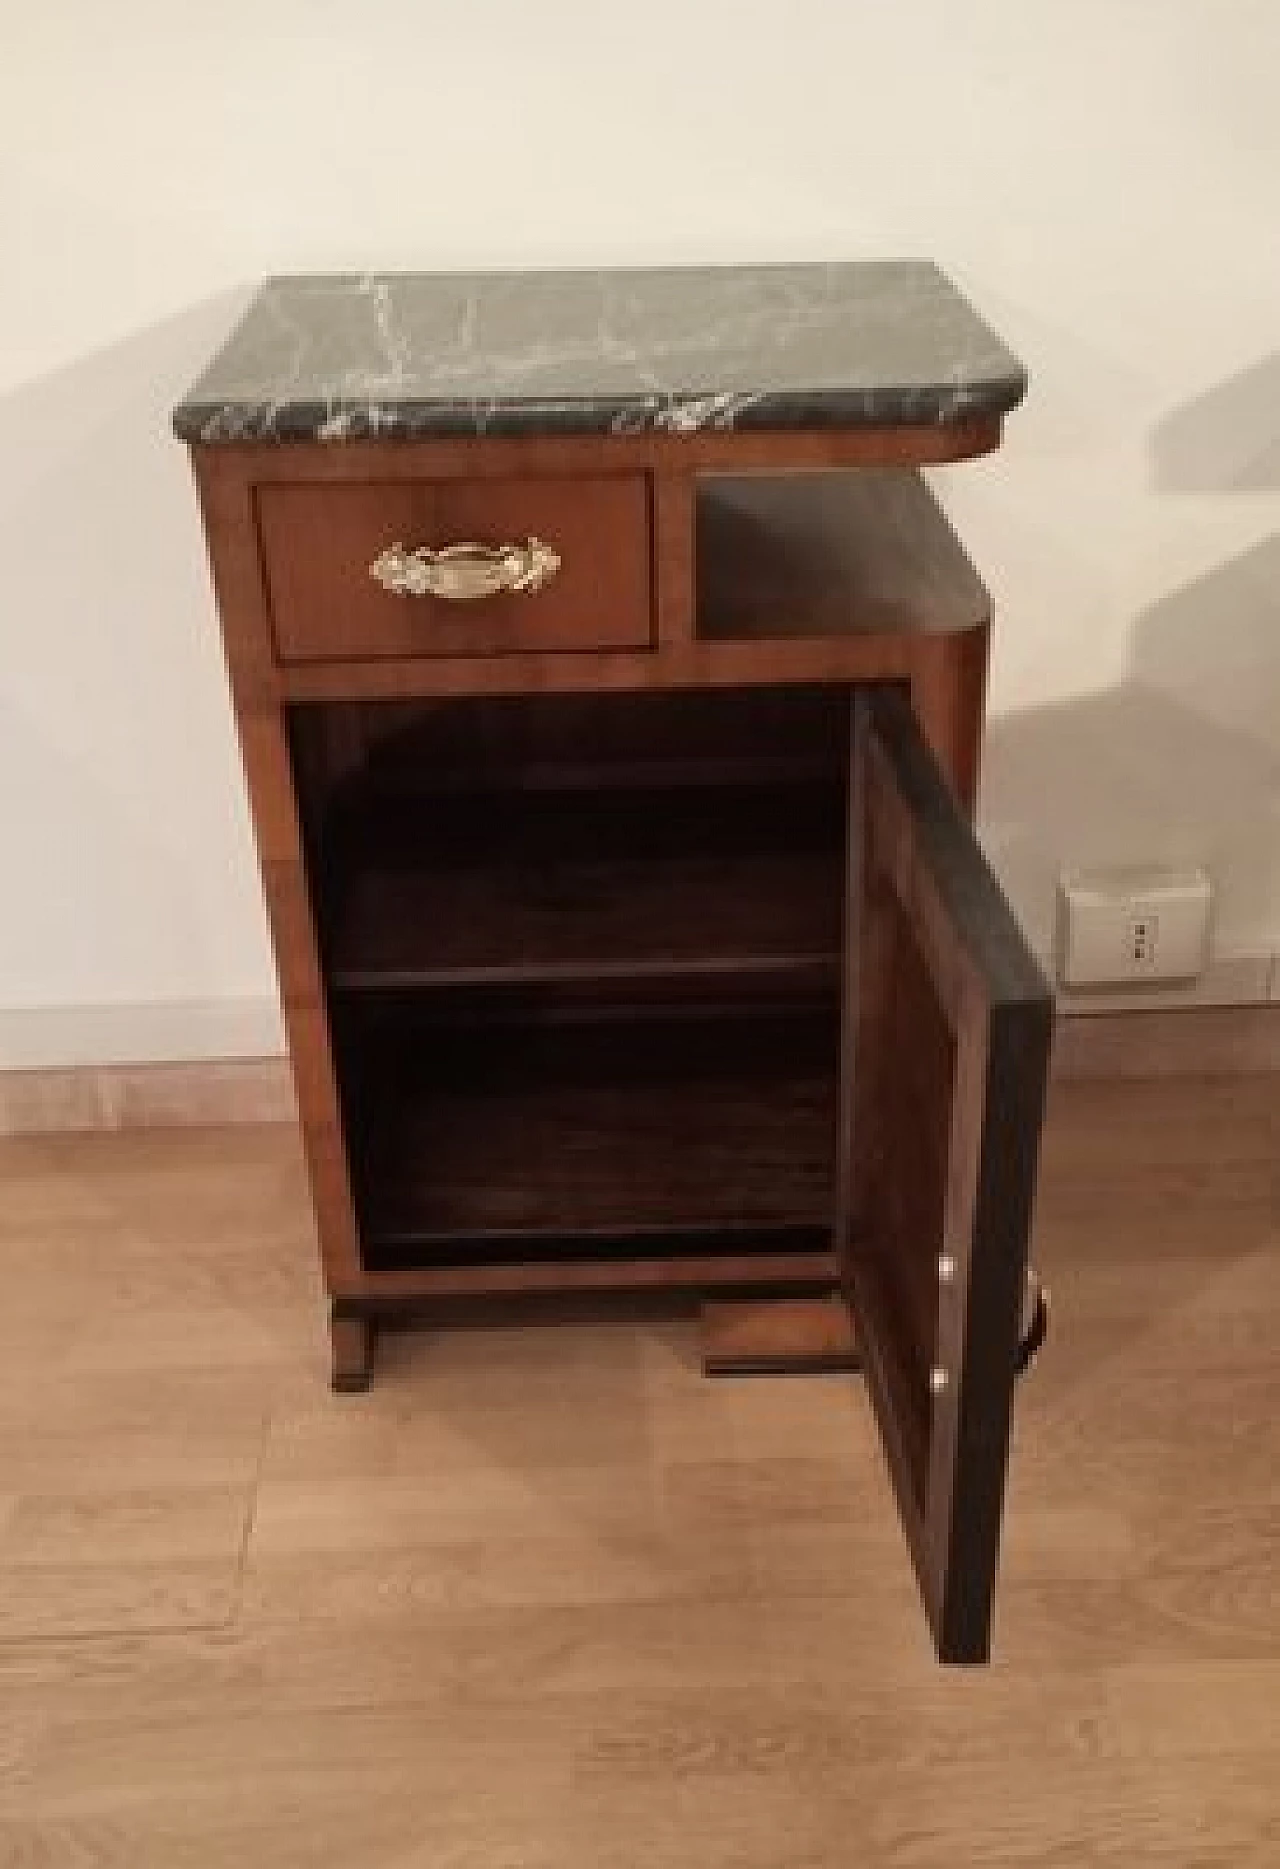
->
[176,264,1052,1663]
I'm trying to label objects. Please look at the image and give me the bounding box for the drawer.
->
[256,476,653,661]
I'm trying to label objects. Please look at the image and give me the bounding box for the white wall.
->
[3,1,1279,1063]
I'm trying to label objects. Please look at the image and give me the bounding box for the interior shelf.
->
[292,684,853,1285]
[347,1007,837,1269]
[696,469,991,642]
[326,779,845,992]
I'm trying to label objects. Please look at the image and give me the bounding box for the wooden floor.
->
[0,1077,1277,1866]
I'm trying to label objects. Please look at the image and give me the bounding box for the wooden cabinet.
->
[180,265,1052,1662]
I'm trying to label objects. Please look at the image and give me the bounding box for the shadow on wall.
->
[0,290,275,1007]
[982,533,1280,960]
[1151,352,1280,491]
[981,349,1280,964]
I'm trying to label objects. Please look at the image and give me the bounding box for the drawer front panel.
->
[257,476,652,661]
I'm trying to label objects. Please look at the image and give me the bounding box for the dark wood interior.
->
[291,684,851,1280]
[345,1003,837,1269]
[847,853,953,1503]
[322,785,844,991]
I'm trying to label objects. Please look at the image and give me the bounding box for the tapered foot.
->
[330,1304,375,1393]
[700,1294,859,1376]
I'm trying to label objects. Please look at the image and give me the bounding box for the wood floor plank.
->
[0,1079,1278,1863]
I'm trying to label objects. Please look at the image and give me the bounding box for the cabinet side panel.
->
[908,623,990,814]
[190,447,363,1294]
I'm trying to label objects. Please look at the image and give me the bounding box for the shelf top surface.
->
[173,262,1027,445]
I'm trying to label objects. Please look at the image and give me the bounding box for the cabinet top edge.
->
[172,262,1027,447]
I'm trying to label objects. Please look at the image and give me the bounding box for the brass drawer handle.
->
[369,536,561,602]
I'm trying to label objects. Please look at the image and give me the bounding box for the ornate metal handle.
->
[369,536,561,603]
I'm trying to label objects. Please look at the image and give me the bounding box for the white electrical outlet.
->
[1128,912,1158,968]
[1056,867,1211,988]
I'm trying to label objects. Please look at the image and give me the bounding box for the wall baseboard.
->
[1053,951,1275,1016]
[0,997,285,1072]
[2,1005,1280,1135]
[0,1057,295,1136]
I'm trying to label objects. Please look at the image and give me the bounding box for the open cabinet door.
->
[841,689,1053,1663]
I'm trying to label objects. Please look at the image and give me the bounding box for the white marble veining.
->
[174,263,1026,444]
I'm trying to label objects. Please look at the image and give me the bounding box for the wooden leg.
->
[330,1303,375,1393]
[699,1293,859,1376]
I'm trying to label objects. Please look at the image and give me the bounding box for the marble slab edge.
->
[173,381,1025,446]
